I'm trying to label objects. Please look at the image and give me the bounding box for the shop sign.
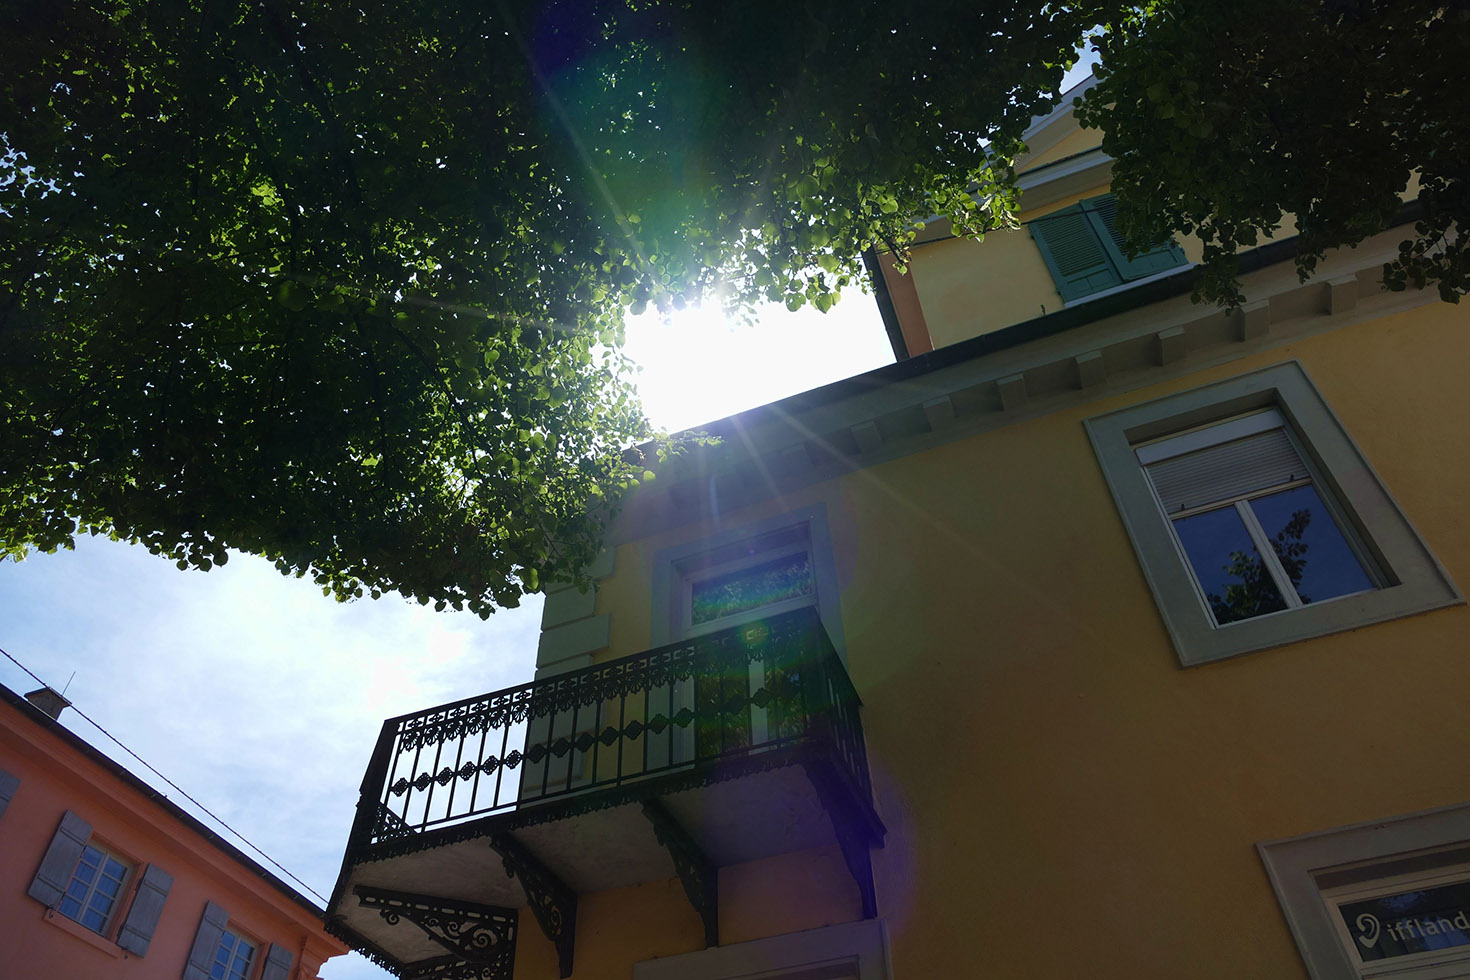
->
[1339,881,1470,962]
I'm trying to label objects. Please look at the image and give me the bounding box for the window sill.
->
[43,908,126,959]
[1064,263,1194,308]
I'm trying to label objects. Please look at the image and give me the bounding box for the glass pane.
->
[231,940,256,980]
[83,907,107,932]
[690,553,813,626]
[1173,506,1289,625]
[1248,485,1374,605]
[59,896,82,918]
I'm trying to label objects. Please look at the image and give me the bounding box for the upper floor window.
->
[1086,362,1461,667]
[1029,193,1188,303]
[212,927,258,980]
[677,526,816,639]
[58,842,131,935]
[1137,408,1376,627]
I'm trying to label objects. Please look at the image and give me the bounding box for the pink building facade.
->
[0,682,346,979]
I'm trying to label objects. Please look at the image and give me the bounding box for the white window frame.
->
[1086,361,1461,667]
[1320,857,1470,978]
[1260,802,1470,980]
[634,918,890,980]
[648,505,846,765]
[1136,407,1379,626]
[651,504,845,657]
[676,534,817,640]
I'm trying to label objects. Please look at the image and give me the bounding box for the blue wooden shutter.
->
[1084,195,1187,281]
[260,943,295,980]
[1029,204,1122,301]
[183,901,230,980]
[0,768,18,821]
[117,863,174,956]
[28,810,92,907]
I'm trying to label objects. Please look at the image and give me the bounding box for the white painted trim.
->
[1062,258,1191,308]
[634,918,890,980]
[1259,802,1470,980]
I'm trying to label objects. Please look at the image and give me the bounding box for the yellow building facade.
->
[327,76,1470,980]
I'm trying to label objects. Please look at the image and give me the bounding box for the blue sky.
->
[0,293,893,980]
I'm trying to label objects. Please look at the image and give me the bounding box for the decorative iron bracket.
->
[353,886,517,980]
[803,759,882,919]
[642,799,719,947]
[489,833,578,978]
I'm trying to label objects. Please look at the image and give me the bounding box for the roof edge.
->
[0,680,333,922]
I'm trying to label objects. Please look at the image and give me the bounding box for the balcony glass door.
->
[655,526,816,768]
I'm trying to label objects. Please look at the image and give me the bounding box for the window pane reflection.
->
[1173,506,1289,624]
[690,553,814,625]
[1248,485,1373,604]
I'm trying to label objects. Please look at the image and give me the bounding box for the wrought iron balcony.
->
[327,607,883,980]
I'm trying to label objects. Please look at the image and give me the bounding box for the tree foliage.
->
[7,0,1462,616]
[1,0,1113,614]
[1079,0,1470,305]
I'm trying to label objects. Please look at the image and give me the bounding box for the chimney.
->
[24,687,71,722]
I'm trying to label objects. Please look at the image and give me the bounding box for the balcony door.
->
[654,524,818,768]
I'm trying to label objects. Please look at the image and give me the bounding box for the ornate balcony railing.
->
[346,606,873,854]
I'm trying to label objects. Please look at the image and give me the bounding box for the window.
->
[1086,362,1460,667]
[58,842,131,935]
[212,927,257,980]
[1259,802,1470,980]
[1030,192,1189,303]
[677,526,817,638]
[1138,408,1376,627]
[183,899,296,980]
[651,504,845,653]
[27,810,174,955]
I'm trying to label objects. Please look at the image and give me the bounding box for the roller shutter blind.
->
[1145,428,1306,514]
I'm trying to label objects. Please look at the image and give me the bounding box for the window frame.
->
[1085,362,1461,667]
[1259,802,1470,980]
[57,840,133,937]
[650,503,846,657]
[1138,407,1380,626]
[212,925,260,980]
[676,532,817,639]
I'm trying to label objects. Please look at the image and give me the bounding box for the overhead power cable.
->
[0,645,330,905]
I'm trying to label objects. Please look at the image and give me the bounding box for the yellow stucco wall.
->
[1019,125,1101,171]
[907,179,1215,349]
[534,299,1470,979]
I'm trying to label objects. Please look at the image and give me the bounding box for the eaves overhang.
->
[620,203,1431,543]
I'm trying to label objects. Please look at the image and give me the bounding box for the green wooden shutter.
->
[117,864,174,957]
[1029,204,1123,301]
[183,901,230,980]
[28,810,91,908]
[1084,195,1187,281]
